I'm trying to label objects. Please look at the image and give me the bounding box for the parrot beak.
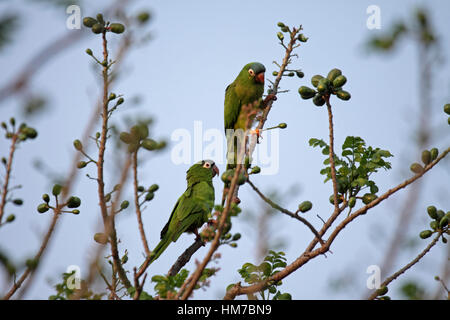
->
[256,72,265,84]
[212,165,219,177]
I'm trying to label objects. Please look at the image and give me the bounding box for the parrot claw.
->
[250,128,262,144]
[232,196,241,204]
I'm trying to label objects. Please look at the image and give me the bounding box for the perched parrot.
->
[224,62,266,170]
[148,160,219,265]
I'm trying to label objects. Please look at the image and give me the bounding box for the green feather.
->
[148,161,215,265]
[224,62,265,169]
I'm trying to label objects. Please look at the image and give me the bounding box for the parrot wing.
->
[224,82,241,132]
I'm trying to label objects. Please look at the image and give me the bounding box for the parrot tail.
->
[148,234,172,266]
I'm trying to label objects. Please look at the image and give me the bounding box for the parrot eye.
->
[248,69,255,76]
[204,162,211,168]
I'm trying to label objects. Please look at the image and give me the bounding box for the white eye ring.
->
[248,69,255,76]
[204,162,211,168]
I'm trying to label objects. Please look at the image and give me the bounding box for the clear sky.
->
[0,0,449,299]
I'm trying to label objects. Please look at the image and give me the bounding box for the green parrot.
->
[148,160,219,265]
[224,62,266,170]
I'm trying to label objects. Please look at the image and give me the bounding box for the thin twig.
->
[247,179,324,245]
[0,133,18,224]
[368,231,443,300]
[132,151,151,256]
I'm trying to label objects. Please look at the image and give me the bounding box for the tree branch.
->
[224,146,450,300]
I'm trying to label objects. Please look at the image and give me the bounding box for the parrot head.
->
[187,160,220,184]
[242,62,266,84]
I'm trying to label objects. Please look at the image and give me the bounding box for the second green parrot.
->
[224,62,266,170]
[148,160,219,265]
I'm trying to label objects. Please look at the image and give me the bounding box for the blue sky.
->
[0,0,449,299]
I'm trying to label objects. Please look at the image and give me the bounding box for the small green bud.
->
[85,48,93,56]
[362,193,377,205]
[439,216,449,228]
[94,233,108,245]
[52,184,62,197]
[120,200,129,210]
[71,209,80,215]
[410,163,424,174]
[6,214,15,223]
[22,127,37,139]
[297,33,308,42]
[110,23,125,34]
[96,13,105,25]
[229,243,238,248]
[430,221,438,230]
[312,94,326,107]
[277,22,285,28]
[277,32,284,41]
[91,23,104,34]
[317,78,330,94]
[1,157,6,165]
[1,122,7,129]
[145,192,154,201]
[376,286,388,296]
[117,97,124,105]
[119,132,132,144]
[42,194,50,203]
[332,75,347,88]
[121,254,128,264]
[296,71,304,78]
[25,258,39,270]
[137,11,151,24]
[336,90,351,101]
[250,166,261,174]
[278,123,287,129]
[67,196,81,208]
[77,161,87,169]
[311,75,324,88]
[327,68,342,82]
[12,199,23,206]
[108,93,116,100]
[444,104,450,115]
[9,117,15,126]
[348,197,356,208]
[430,148,438,160]
[104,193,111,202]
[232,233,241,241]
[37,203,49,214]
[437,210,445,221]
[286,72,295,77]
[73,139,83,151]
[272,71,278,76]
[149,184,159,192]
[298,86,316,99]
[280,26,289,32]
[142,138,158,151]
[329,195,343,205]
[137,186,145,192]
[419,230,433,239]
[427,206,437,219]
[83,17,97,28]
[421,150,431,165]
[298,201,313,213]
